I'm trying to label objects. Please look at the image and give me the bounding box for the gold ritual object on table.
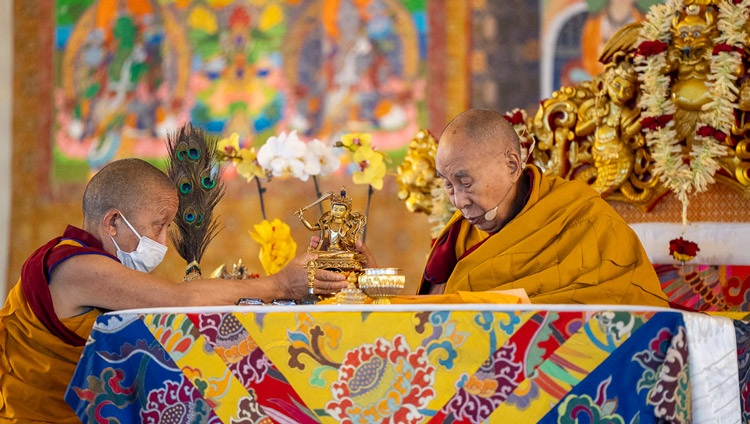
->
[295,187,368,304]
[296,187,367,271]
[357,267,406,305]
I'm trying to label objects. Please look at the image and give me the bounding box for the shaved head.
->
[440,108,521,157]
[83,158,175,224]
[435,109,528,233]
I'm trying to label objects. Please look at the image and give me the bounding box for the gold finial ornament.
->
[211,259,249,279]
[334,272,367,304]
[184,261,202,281]
[299,259,319,305]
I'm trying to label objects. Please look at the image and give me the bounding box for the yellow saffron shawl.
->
[421,166,669,307]
[1,228,113,422]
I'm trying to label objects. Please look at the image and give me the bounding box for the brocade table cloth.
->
[65,304,746,423]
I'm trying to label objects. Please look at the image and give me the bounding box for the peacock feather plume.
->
[166,124,225,279]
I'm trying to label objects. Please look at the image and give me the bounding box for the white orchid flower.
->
[304,138,340,177]
[257,131,309,180]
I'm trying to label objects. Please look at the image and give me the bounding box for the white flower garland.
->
[634,0,745,226]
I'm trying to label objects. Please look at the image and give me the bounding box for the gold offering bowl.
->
[358,268,405,304]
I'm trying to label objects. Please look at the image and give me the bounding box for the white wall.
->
[1,1,12,292]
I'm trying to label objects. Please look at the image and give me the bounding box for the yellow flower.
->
[217,132,266,181]
[236,147,266,181]
[340,133,372,151]
[352,147,387,190]
[249,219,297,276]
[217,132,241,163]
[188,6,218,34]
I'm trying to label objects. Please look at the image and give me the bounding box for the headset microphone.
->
[479,169,521,222]
[471,139,534,224]
[480,190,509,222]
[484,205,499,221]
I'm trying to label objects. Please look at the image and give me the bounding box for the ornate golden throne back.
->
[524,0,750,224]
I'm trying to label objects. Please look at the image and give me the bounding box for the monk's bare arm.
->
[49,252,347,318]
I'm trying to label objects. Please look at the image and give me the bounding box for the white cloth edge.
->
[683,312,742,423]
[106,303,675,316]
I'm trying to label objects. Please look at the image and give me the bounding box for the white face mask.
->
[110,211,168,273]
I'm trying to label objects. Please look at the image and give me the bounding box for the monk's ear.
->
[505,148,522,179]
[102,209,120,236]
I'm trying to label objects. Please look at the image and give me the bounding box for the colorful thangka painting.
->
[53,0,428,183]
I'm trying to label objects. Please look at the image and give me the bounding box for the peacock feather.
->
[165,124,225,279]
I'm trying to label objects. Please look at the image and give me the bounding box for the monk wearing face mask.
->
[420,108,668,306]
[0,158,350,422]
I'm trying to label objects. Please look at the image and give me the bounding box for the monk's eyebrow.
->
[436,170,470,180]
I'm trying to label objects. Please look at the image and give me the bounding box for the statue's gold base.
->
[307,250,366,273]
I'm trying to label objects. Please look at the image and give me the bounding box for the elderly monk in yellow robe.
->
[0,158,347,423]
[419,108,668,307]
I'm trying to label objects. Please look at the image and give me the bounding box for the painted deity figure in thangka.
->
[57,2,190,169]
[281,0,422,148]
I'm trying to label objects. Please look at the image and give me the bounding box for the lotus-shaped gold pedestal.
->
[335,272,367,304]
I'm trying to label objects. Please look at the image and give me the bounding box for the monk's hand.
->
[355,240,378,268]
[276,252,347,299]
[313,272,348,295]
[309,235,322,250]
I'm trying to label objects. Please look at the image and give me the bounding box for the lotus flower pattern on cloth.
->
[325,335,436,424]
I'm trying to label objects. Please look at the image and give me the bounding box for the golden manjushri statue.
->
[296,187,368,272]
[296,187,369,304]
